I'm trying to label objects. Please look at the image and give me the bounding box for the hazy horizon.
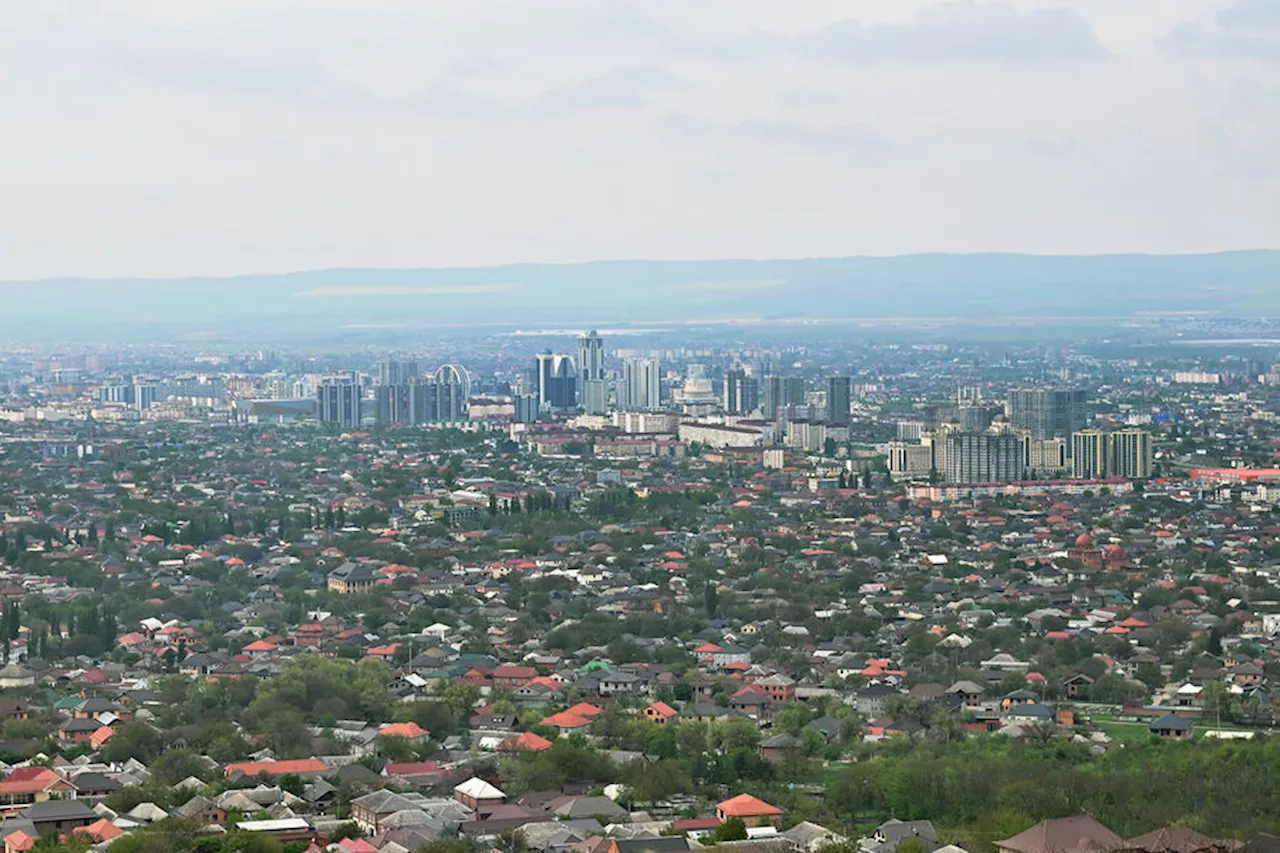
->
[3,1,1279,280]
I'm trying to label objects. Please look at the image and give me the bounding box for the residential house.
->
[996,816,1122,853]
[0,768,75,817]
[1148,713,1194,740]
[328,562,379,595]
[716,793,783,828]
[455,777,506,810]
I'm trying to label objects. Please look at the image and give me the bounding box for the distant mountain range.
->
[4,250,1279,340]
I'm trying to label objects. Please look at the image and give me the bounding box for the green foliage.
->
[102,722,167,764]
[713,818,748,842]
[825,736,1280,839]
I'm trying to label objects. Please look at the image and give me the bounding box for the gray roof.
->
[22,800,99,821]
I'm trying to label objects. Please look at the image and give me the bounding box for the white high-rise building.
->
[578,331,607,414]
[621,357,661,410]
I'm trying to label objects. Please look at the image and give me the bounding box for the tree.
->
[714,818,748,842]
[102,722,166,764]
[772,702,811,736]
[149,749,209,786]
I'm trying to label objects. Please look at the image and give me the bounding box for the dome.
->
[1075,533,1093,548]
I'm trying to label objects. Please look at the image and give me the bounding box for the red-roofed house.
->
[379,722,429,741]
[73,818,125,844]
[643,701,679,724]
[499,731,553,752]
[716,793,783,827]
[242,639,278,658]
[492,665,538,689]
[0,768,74,816]
[224,759,328,779]
[539,710,594,735]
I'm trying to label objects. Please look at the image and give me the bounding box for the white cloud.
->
[0,0,1275,279]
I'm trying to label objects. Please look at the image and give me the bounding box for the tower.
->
[1109,428,1152,479]
[434,364,471,422]
[825,375,851,425]
[1071,429,1108,479]
[536,352,577,410]
[578,330,607,414]
[621,357,661,410]
[723,369,759,415]
[1007,387,1086,441]
[318,375,364,428]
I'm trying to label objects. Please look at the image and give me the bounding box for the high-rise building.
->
[1072,428,1152,479]
[723,369,759,415]
[945,432,1026,484]
[99,384,133,405]
[825,375,851,425]
[374,364,469,426]
[374,380,420,425]
[578,330,604,383]
[536,353,577,410]
[958,404,1002,432]
[133,383,158,412]
[888,440,935,477]
[1007,387,1087,441]
[318,376,364,428]
[620,357,661,410]
[897,421,925,441]
[1026,437,1068,477]
[1072,429,1108,479]
[783,377,806,408]
[513,394,540,424]
[578,330,607,415]
[378,360,420,386]
[761,375,783,419]
[1109,428,1153,479]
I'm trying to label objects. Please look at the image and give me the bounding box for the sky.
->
[0,0,1277,279]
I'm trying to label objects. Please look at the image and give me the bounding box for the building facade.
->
[723,369,759,415]
[945,432,1026,484]
[536,353,578,410]
[1007,387,1086,440]
[825,375,851,425]
[620,357,661,410]
[317,376,364,428]
[578,331,607,415]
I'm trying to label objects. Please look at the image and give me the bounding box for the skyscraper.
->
[945,432,1026,484]
[1007,387,1087,440]
[1109,428,1153,479]
[825,375,851,425]
[1072,428,1152,479]
[433,364,471,422]
[783,377,806,408]
[133,383,158,412]
[761,375,783,419]
[374,364,469,426]
[723,369,759,415]
[318,375,364,428]
[621,357,661,410]
[1071,429,1108,479]
[578,330,604,383]
[578,330,607,414]
[378,359,420,386]
[374,380,420,425]
[536,352,577,410]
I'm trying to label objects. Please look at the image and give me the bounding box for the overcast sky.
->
[1,0,1277,279]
